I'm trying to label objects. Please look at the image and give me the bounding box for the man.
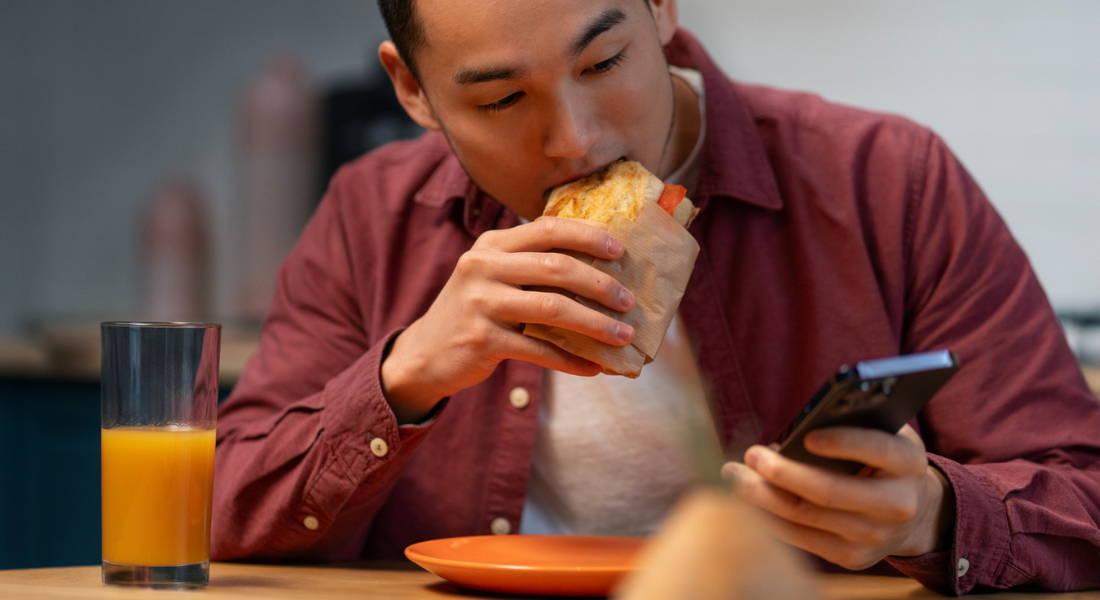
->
[212,0,1100,594]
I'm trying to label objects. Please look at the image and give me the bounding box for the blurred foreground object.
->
[236,55,319,324]
[140,178,211,322]
[615,488,820,600]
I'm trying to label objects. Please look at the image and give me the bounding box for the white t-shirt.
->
[520,67,712,536]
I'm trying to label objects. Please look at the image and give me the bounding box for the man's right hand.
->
[380,217,637,424]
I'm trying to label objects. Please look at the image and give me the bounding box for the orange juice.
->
[101,427,215,566]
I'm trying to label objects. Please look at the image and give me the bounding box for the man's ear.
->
[648,0,679,46]
[378,41,441,131]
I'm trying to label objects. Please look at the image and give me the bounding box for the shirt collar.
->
[665,29,783,211]
[412,27,784,238]
[411,134,504,236]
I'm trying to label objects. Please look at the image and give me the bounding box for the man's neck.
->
[657,73,702,180]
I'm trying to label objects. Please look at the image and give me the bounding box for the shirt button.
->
[956,557,970,578]
[303,515,320,531]
[370,437,389,458]
[490,517,512,535]
[508,386,530,409]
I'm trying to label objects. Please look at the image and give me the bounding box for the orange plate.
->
[405,535,646,596]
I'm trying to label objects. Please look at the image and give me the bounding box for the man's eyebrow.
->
[452,8,626,86]
[453,64,528,86]
[570,8,627,57]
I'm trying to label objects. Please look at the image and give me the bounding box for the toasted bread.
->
[544,160,686,225]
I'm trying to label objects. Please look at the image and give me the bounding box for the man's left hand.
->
[721,425,955,570]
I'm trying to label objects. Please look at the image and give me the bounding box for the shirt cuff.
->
[296,327,444,531]
[886,453,1013,595]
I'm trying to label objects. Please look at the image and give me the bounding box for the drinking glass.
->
[100,322,220,587]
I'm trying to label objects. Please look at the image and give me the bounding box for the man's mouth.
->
[542,156,628,200]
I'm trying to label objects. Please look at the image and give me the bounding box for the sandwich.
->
[543,159,697,228]
[525,159,701,377]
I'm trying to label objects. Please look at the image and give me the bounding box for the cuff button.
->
[370,437,389,457]
[956,557,970,578]
[303,515,320,531]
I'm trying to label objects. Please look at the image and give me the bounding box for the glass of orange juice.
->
[100,322,220,587]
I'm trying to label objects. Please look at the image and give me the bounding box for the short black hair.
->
[377,0,653,82]
[377,0,426,80]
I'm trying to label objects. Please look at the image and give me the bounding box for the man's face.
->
[410,0,676,220]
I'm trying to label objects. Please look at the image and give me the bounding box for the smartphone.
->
[776,350,960,475]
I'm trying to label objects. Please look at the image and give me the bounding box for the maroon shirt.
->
[213,30,1100,594]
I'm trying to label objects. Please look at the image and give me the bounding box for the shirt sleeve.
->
[883,133,1100,594]
[211,172,441,561]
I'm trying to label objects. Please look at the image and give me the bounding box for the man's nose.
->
[542,93,597,160]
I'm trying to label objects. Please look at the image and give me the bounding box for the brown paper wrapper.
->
[523,202,700,377]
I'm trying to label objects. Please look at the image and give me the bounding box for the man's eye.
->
[478,92,524,113]
[585,52,625,75]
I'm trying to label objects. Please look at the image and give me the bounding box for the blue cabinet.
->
[0,377,231,569]
[0,378,101,569]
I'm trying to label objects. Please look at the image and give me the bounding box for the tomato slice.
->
[657,183,687,216]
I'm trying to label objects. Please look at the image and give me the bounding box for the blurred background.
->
[1,0,1099,339]
[0,0,1098,568]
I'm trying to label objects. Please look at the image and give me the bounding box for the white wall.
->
[679,0,1100,309]
[1,1,1098,335]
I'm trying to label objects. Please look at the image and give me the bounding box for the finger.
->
[803,427,926,478]
[897,424,924,447]
[769,518,883,572]
[499,330,603,376]
[745,446,916,522]
[487,217,625,259]
[729,462,881,545]
[494,288,634,347]
[493,251,634,312]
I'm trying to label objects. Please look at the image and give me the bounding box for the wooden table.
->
[0,562,1094,599]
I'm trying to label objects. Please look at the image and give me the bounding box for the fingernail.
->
[806,431,827,450]
[720,463,740,486]
[618,288,635,309]
[615,324,634,343]
[607,237,624,256]
[745,447,761,469]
